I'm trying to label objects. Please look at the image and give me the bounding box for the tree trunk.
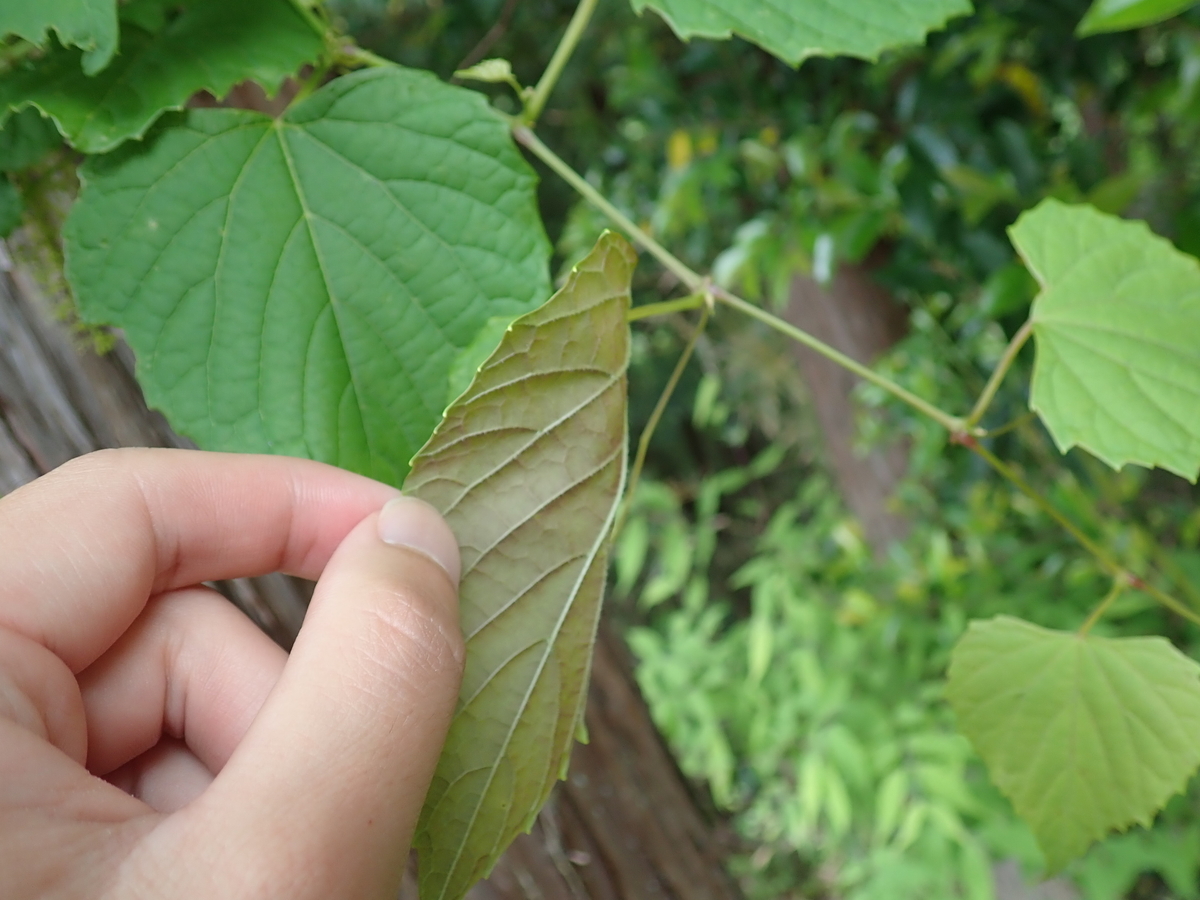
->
[784,262,910,551]
[0,241,742,900]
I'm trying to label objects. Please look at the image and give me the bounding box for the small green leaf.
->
[0,0,118,75]
[1078,0,1199,35]
[1010,199,1200,481]
[0,107,60,172]
[0,174,22,237]
[629,0,972,65]
[455,58,517,85]
[0,0,323,154]
[407,232,635,900]
[64,67,551,486]
[947,615,1200,872]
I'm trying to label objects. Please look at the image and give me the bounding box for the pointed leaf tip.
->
[947,616,1200,872]
[407,232,636,900]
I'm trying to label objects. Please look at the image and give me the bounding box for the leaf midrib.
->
[432,451,623,899]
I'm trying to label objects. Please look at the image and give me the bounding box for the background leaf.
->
[406,232,635,900]
[0,175,21,237]
[0,0,118,75]
[0,0,323,153]
[1010,199,1200,481]
[947,616,1200,872]
[1078,0,1200,36]
[64,67,551,486]
[628,0,972,65]
[0,107,60,172]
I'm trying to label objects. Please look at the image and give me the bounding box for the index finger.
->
[0,448,400,671]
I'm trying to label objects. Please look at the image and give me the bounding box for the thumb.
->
[184,497,463,898]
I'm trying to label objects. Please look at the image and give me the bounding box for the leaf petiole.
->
[614,305,711,540]
[523,0,600,125]
[1079,578,1126,635]
[966,439,1200,627]
[967,318,1034,428]
[513,125,967,431]
[627,293,707,321]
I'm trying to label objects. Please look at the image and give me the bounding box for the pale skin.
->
[0,448,465,899]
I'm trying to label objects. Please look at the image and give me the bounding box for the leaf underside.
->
[947,616,1200,872]
[1010,199,1200,482]
[0,0,119,75]
[406,232,635,900]
[1077,0,1199,36]
[628,0,972,65]
[63,67,551,487]
[0,0,322,154]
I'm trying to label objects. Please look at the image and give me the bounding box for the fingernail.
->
[377,496,461,586]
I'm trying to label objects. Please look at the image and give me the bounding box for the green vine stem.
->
[613,306,711,540]
[334,43,396,70]
[710,286,966,433]
[628,293,707,321]
[964,438,1122,572]
[522,0,600,125]
[967,318,1034,428]
[980,410,1037,439]
[519,119,1200,626]
[505,11,1200,629]
[1079,577,1127,636]
[963,436,1200,627]
[512,126,703,290]
[512,126,966,432]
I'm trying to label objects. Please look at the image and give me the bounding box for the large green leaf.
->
[406,232,635,900]
[1078,0,1199,35]
[947,616,1200,872]
[0,0,323,154]
[64,67,551,486]
[0,0,118,75]
[629,0,972,65]
[1010,199,1200,481]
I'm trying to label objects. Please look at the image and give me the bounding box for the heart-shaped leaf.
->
[0,0,118,75]
[0,0,323,153]
[406,231,635,900]
[1010,199,1200,482]
[629,0,971,65]
[64,67,551,486]
[947,615,1200,872]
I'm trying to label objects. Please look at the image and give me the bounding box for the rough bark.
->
[784,263,910,550]
[0,244,741,900]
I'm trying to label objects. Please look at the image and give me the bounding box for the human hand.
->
[0,448,464,899]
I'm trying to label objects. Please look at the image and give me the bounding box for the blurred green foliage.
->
[329,1,1200,896]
